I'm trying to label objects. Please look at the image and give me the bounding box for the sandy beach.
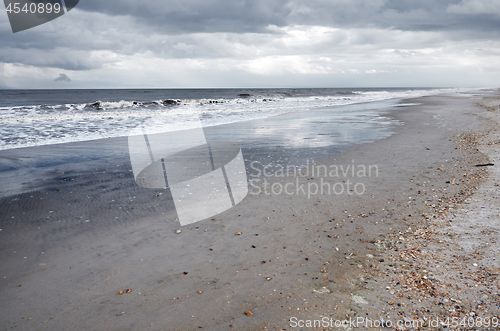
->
[1,90,499,330]
[360,92,500,330]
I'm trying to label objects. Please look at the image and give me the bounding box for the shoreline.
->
[1,90,498,330]
[0,87,458,153]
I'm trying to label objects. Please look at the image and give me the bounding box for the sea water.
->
[0,87,468,150]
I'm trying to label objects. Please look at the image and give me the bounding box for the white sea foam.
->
[0,88,473,150]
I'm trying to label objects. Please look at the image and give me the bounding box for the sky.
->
[1,0,500,88]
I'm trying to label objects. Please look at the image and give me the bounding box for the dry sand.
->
[0,90,499,330]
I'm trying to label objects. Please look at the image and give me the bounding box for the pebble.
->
[245,311,253,316]
[351,295,368,304]
[176,230,181,234]
[312,287,331,294]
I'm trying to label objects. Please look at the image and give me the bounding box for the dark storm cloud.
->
[73,0,500,35]
[288,0,500,34]
[77,0,291,33]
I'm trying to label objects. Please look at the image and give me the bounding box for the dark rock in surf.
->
[87,102,102,110]
[162,99,178,106]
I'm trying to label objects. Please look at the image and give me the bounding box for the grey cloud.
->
[0,62,4,88]
[447,0,500,15]
[287,0,500,33]
[54,73,71,82]
[0,47,106,70]
[2,0,500,89]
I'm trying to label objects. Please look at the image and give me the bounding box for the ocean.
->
[0,87,465,151]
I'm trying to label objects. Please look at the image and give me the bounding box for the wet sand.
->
[0,91,498,330]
